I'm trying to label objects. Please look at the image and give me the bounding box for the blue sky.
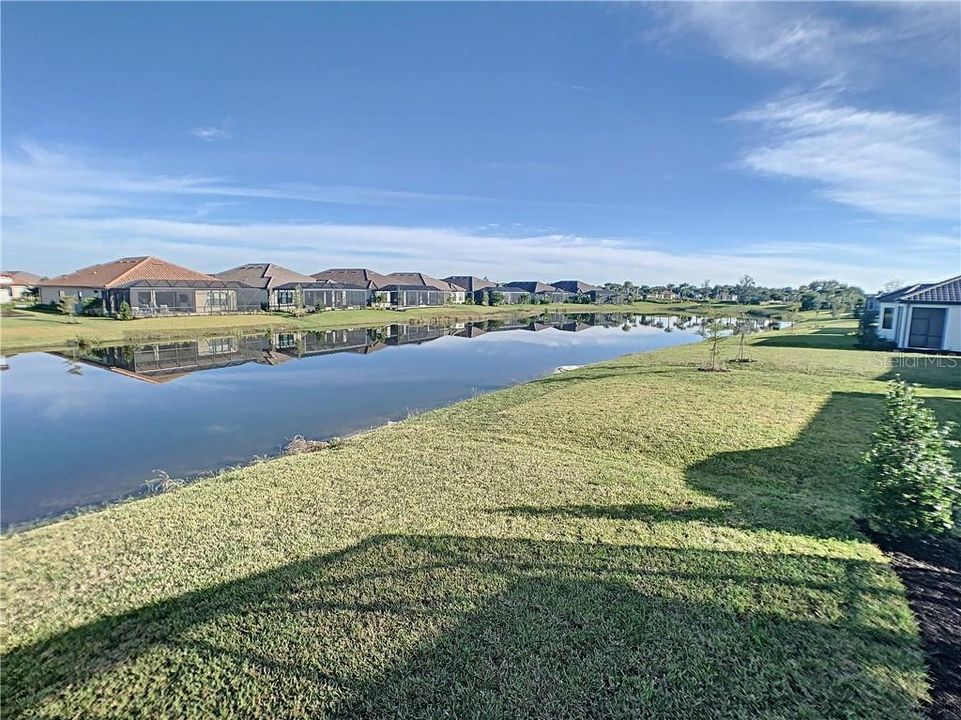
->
[2,2,958,288]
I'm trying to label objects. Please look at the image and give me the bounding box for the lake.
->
[0,312,725,528]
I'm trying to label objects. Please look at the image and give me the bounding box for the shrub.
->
[80,296,103,316]
[854,310,893,350]
[862,378,960,537]
[57,295,77,317]
[117,301,134,321]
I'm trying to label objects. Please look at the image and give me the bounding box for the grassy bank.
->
[5,317,955,718]
[0,301,789,353]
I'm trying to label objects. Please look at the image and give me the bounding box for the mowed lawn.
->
[3,319,959,718]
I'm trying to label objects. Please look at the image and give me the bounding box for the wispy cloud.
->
[732,94,960,219]
[650,2,959,82]
[190,122,232,142]
[0,141,488,218]
[4,212,935,290]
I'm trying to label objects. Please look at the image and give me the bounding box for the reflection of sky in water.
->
[1,318,701,527]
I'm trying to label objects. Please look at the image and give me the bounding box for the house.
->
[380,284,447,308]
[874,275,961,352]
[384,273,465,303]
[311,268,389,290]
[586,289,620,304]
[714,292,739,303]
[505,281,570,303]
[551,280,600,296]
[0,271,42,303]
[214,263,316,310]
[475,286,530,304]
[273,281,371,310]
[646,288,679,301]
[865,294,880,313]
[444,276,496,294]
[36,256,254,316]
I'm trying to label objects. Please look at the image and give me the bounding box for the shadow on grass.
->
[502,392,961,541]
[753,327,857,351]
[2,535,923,719]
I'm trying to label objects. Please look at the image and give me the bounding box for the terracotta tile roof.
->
[0,271,43,285]
[385,272,459,291]
[36,256,217,289]
[311,268,389,290]
[215,263,315,290]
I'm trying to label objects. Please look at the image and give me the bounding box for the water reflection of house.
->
[70,336,280,383]
[453,325,488,339]
[387,323,451,346]
[274,328,379,358]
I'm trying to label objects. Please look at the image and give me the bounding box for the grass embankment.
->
[0,301,789,353]
[5,317,955,718]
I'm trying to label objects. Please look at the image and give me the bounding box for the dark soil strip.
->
[866,524,960,720]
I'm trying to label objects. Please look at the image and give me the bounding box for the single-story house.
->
[214,263,316,310]
[586,289,620,304]
[875,275,961,352]
[273,281,371,310]
[36,256,254,316]
[475,286,530,304]
[311,268,389,291]
[0,271,42,303]
[385,272,466,303]
[444,275,496,294]
[552,280,600,296]
[646,288,679,301]
[506,281,571,303]
[380,284,447,308]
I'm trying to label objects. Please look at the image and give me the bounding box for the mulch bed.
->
[864,523,960,720]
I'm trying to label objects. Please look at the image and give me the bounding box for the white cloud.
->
[3,212,938,290]
[733,95,960,219]
[1,141,953,289]
[651,2,959,82]
[190,123,232,142]
[0,141,487,218]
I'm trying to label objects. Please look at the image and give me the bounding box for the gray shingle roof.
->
[877,275,961,304]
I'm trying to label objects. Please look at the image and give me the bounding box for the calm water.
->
[1,313,711,527]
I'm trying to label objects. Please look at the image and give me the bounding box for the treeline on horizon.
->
[602,276,866,313]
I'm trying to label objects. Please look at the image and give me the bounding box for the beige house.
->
[36,256,255,315]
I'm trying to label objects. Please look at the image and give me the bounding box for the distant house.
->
[476,286,530,304]
[506,281,570,303]
[214,263,316,310]
[586,289,620,304]
[312,268,389,290]
[714,292,738,303]
[274,281,371,310]
[36,256,253,316]
[551,280,599,295]
[646,288,679,301]
[875,275,961,352]
[385,273,466,303]
[865,294,879,313]
[380,284,447,308]
[0,271,42,303]
[444,276,496,294]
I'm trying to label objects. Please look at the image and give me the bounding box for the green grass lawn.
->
[0,301,747,353]
[3,318,957,718]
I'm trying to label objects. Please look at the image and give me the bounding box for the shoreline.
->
[0,301,790,353]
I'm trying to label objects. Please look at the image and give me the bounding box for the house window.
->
[881,307,894,330]
[136,291,153,307]
[275,289,295,305]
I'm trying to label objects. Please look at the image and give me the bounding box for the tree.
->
[57,295,77,318]
[117,301,134,321]
[862,379,960,537]
[697,316,728,372]
[732,314,756,362]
